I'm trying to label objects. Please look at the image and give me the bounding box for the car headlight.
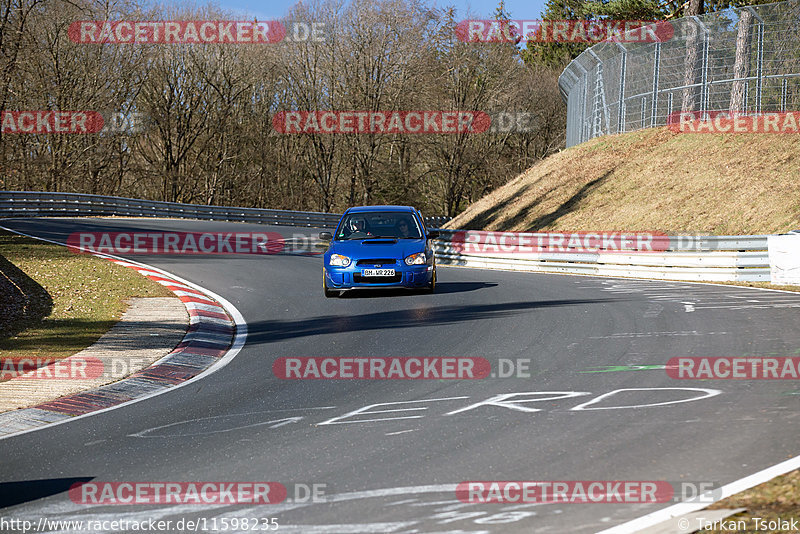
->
[404,252,426,265]
[329,254,351,267]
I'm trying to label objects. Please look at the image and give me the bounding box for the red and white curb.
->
[0,226,246,439]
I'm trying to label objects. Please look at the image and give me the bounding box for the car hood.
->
[330,238,426,259]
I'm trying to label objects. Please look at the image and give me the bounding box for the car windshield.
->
[336,211,423,240]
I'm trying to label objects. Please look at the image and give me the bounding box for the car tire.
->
[424,264,436,294]
[323,271,339,298]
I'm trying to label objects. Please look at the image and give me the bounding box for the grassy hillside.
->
[448,128,800,235]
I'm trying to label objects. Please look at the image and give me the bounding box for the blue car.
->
[320,206,439,297]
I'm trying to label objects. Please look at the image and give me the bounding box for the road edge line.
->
[596,454,800,533]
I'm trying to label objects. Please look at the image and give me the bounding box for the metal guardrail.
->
[0,191,452,229]
[431,229,771,282]
[559,0,800,147]
[0,191,776,282]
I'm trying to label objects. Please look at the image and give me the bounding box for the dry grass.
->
[0,231,173,371]
[448,128,800,235]
[700,470,800,533]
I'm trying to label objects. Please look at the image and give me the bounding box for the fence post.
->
[615,42,627,134]
[587,48,611,138]
[651,42,661,127]
[641,98,647,128]
[689,16,710,114]
[747,7,764,112]
[781,78,788,112]
[668,91,674,119]
[744,81,749,113]
[573,62,589,144]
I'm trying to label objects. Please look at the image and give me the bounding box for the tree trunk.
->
[729,10,752,112]
[681,0,704,112]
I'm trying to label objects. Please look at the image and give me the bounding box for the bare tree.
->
[681,0,704,112]
[729,9,752,112]
[1,0,568,217]
[0,0,45,147]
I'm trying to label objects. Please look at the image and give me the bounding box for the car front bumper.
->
[324,263,434,290]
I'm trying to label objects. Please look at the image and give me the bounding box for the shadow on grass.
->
[453,170,613,232]
[1,318,116,353]
[511,170,613,231]
[0,252,53,340]
[456,182,537,230]
[0,318,185,353]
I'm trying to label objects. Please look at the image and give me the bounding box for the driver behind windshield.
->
[397,219,411,238]
[395,217,422,238]
[342,216,372,238]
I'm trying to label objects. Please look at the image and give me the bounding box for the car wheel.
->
[323,271,339,298]
[424,264,436,294]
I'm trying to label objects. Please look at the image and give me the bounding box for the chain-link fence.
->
[559,0,800,147]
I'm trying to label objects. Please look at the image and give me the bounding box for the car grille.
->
[354,273,403,284]
[356,258,397,266]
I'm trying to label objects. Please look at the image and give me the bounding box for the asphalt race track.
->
[1,217,800,533]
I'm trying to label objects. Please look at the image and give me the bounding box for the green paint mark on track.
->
[580,364,667,374]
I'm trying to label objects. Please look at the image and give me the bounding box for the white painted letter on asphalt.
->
[318,397,468,425]
[444,392,591,415]
[570,388,721,410]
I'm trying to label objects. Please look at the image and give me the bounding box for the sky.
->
[215,0,549,25]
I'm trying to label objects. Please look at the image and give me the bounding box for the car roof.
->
[345,205,417,214]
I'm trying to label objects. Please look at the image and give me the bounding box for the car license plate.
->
[362,268,395,277]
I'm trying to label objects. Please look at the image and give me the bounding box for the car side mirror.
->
[427,230,440,239]
[319,231,333,241]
